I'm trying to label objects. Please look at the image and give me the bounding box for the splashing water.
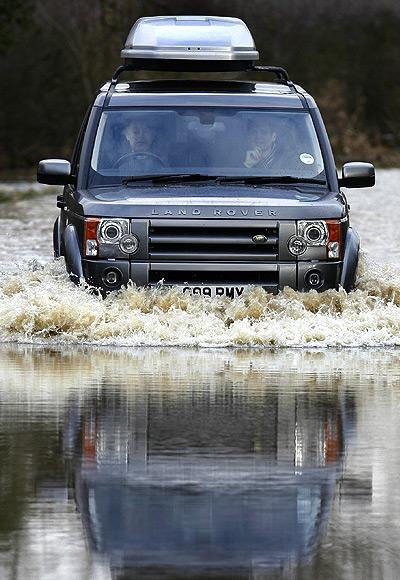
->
[0,171,399,348]
[0,252,400,347]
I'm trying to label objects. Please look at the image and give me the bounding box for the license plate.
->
[176,285,245,298]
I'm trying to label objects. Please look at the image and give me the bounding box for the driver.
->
[123,119,156,154]
[116,118,165,171]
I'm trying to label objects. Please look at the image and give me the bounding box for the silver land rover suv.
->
[38,16,375,297]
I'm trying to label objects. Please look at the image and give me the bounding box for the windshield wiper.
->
[218,176,326,185]
[123,173,219,185]
[122,174,326,186]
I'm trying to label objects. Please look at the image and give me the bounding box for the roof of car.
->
[95,79,313,109]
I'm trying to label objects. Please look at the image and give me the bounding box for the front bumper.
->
[82,259,342,293]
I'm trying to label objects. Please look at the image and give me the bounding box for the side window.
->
[71,105,92,176]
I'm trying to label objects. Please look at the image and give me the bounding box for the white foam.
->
[1,253,400,348]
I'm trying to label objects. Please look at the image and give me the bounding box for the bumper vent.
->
[149,268,278,287]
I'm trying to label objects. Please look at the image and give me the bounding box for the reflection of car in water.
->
[63,386,355,578]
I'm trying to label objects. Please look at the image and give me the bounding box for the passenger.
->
[244,119,280,169]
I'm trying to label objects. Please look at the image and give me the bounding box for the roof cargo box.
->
[121,16,259,72]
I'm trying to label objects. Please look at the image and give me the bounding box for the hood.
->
[75,185,346,220]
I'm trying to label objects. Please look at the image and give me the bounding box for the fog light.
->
[119,234,139,254]
[288,235,307,256]
[306,270,323,289]
[102,268,122,287]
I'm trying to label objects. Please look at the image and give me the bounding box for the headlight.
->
[98,219,129,244]
[298,221,328,246]
[84,218,137,257]
[289,220,343,259]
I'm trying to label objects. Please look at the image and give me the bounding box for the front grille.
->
[149,220,279,262]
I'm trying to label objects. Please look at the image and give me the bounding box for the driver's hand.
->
[244,146,264,168]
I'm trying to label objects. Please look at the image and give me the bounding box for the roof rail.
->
[251,65,293,85]
[103,62,294,106]
[103,65,131,107]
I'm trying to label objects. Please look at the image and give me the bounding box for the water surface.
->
[0,346,399,580]
[0,172,399,579]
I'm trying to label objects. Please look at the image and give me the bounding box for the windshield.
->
[88,107,325,187]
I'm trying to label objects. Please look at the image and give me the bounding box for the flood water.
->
[0,171,400,579]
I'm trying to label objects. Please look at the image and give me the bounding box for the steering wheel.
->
[112,152,166,169]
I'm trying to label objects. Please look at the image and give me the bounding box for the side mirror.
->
[339,162,375,188]
[37,159,74,185]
